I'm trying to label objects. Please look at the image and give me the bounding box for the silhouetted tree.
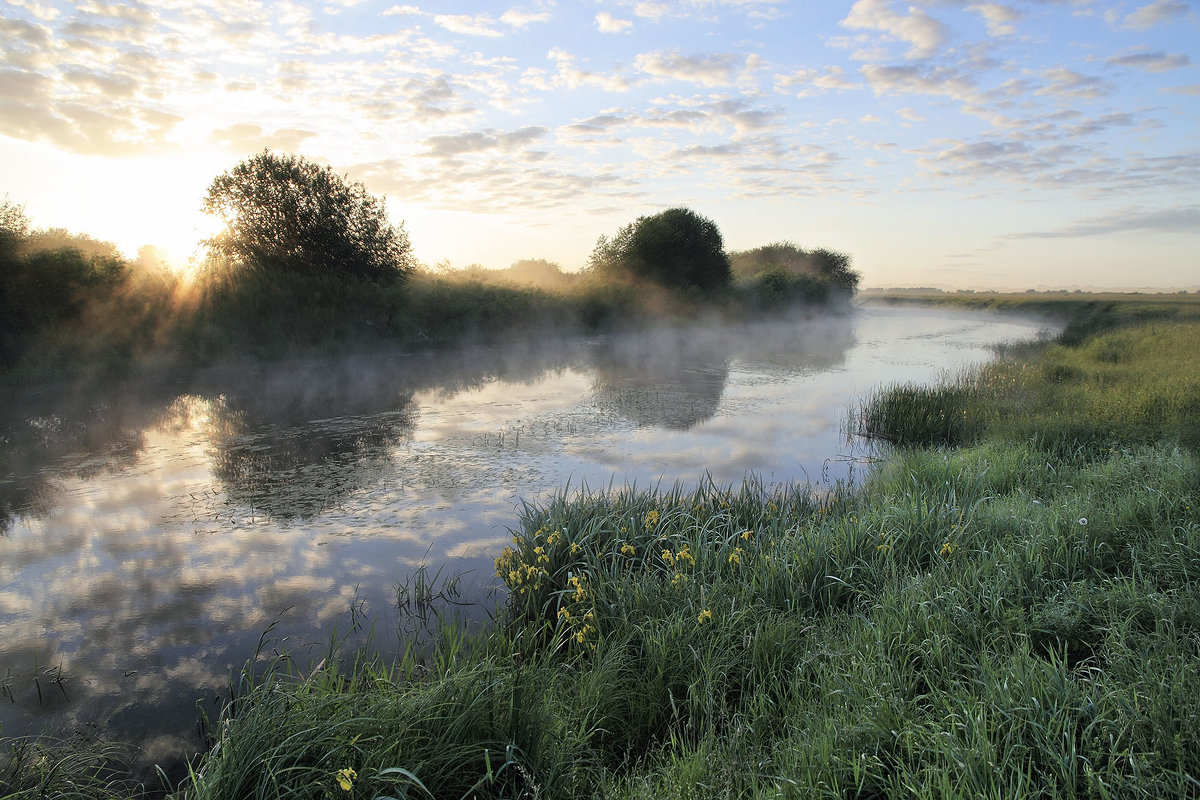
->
[589,207,732,294]
[203,151,414,284]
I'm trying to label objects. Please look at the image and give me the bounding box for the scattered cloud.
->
[860,64,977,102]
[969,3,1022,37]
[208,122,318,152]
[1010,207,1200,238]
[500,10,551,28]
[422,126,550,158]
[1163,82,1200,95]
[841,0,951,59]
[775,66,860,96]
[433,14,503,37]
[635,50,751,87]
[1123,0,1190,30]
[1106,51,1190,73]
[1036,68,1113,100]
[595,12,633,33]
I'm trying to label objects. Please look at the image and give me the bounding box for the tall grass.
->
[857,319,1200,453]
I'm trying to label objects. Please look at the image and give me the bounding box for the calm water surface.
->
[0,304,1048,770]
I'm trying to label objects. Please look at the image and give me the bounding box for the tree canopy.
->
[589,207,732,294]
[203,151,414,284]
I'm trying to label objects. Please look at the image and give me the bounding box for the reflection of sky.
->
[0,305,1050,775]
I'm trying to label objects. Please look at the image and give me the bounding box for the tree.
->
[589,207,732,294]
[202,151,414,284]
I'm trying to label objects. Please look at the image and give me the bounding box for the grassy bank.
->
[5,300,1198,799]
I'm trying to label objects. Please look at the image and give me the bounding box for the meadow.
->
[4,295,1198,799]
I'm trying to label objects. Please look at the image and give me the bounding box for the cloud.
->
[208,122,318,152]
[635,1,670,20]
[1010,207,1200,238]
[841,0,951,59]
[860,64,977,101]
[595,12,633,33]
[433,13,503,37]
[1036,67,1113,100]
[382,5,420,15]
[528,49,636,92]
[561,113,629,136]
[500,10,551,28]
[1123,0,1190,29]
[635,51,749,86]
[969,3,1021,37]
[775,66,860,96]
[1106,51,1190,73]
[1163,83,1200,95]
[422,126,550,158]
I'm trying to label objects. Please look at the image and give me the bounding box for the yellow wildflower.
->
[741,530,752,541]
[661,549,675,566]
[621,543,636,556]
[644,510,660,529]
[558,607,571,620]
[698,609,713,624]
[728,548,743,566]
[940,542,954,558]
[336,768,357,792]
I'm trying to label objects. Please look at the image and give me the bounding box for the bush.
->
[729,241,860,295]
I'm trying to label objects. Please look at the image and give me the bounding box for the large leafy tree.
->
[203,151,414,283]
[589,207,732,294]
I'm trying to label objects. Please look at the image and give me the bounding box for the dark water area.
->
[0,305,1050,776]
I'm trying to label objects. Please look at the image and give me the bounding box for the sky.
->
[1,0,1198,290]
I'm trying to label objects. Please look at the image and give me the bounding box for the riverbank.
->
[5,297,1198,799]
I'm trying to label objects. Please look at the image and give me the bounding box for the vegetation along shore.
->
[1,152,858,381]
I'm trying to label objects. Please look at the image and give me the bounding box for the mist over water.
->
[0,304,1049,773]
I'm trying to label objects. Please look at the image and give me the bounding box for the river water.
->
[0,304,1048,771]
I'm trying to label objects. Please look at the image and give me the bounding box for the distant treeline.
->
[1,153,860,375]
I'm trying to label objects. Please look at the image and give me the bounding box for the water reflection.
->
[198,360,418,521]
[591,326,732,430]
[0,306,1050,780]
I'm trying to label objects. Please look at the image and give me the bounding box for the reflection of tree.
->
[588,315,858,432]
[0,379,167,533]
[200,359,417,521]
[589,328,731,430]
